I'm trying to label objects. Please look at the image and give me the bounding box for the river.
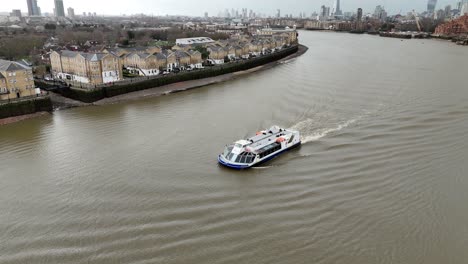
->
[1,31,468,264]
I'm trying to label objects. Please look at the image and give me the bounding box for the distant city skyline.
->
[0,0,463,16]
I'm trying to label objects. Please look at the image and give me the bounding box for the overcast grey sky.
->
[2,0,459,16]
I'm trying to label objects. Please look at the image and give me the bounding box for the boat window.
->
[227,153,235,161]
[258,143,282,159]
[240,155,248,163]
[223,146,233,157]
[235,143,243,148]
[288,135,295,144]
[235,155,242,163]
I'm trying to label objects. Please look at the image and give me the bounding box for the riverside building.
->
[0,60,36,101]
[50,51,123,85]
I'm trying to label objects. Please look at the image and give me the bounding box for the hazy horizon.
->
[1,0,460,17]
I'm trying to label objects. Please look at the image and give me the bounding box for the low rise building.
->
[435,15,468,35]
[187,50,203,67]
[161,50,177,70]
[249,41,263,55]
[123,53,164,76]
[257,27,298,44]
[50,50,123,85]
[176,37,215,46]
[0,60,36,100]
[103,46,162,57]
[207,46,227,63]
[174,50,192,66]
[224,46,236,59]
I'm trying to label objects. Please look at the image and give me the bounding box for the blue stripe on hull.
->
[218,142,301,170]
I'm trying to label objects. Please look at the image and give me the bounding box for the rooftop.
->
[0,59,31,72]
[176,37,215,45]
[58,50,112,61]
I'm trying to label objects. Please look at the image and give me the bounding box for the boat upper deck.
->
[242,126,294,151]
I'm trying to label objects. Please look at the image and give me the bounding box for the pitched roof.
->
[187,50,201,56]
[154,53,166,60]
[138,53,152,59]
[174,50,190,58]
[207,46,222,52]
[161,50,173,56]
[59,50,114,61]
[0,59,31,72]
[0,72,5,79]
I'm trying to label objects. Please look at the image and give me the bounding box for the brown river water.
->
[1,31,468,264]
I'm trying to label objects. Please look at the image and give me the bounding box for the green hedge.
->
[0,97,53,119]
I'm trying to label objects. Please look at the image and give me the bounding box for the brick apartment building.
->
[435,15,468,35]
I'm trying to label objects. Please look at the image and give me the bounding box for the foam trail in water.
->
[290,118,359,144]
[252,166,273,170]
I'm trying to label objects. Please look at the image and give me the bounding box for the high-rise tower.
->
[333,0,343,16]
[26,0,40,16]
[357,8,363,21]
[54,0,65,17]
[427,0,438,13]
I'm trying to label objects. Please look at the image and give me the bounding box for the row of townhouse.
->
[206,36,291,63]
[50,47,203,84]
[0,59,36,101]
[49,30,296,86]
[115,49,203,76]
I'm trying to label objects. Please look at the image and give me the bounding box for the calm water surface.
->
[1,31,468,264]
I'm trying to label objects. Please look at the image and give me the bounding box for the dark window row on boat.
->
[258,143,282,159]
[235,152,256,164]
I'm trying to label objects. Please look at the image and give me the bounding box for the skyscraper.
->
[320,5,330,20]
[357,8,363,21]
[374,5,387,21]
[427,0,438,13]
[333,0,342,16]
[462,1,468,15]
[26,0,40,16]
[67,7,75,18]
[54,0,65,17]
[444,5,452,18]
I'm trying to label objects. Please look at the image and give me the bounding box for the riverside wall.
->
[0,96,53,120]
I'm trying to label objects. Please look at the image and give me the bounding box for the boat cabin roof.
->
[233,126,294,152]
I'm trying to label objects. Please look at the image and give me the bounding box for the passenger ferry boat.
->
[218,126,301,169]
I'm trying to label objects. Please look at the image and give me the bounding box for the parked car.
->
[203,60,215,67]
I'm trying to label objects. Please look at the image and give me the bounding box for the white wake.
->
[290,118,359,144]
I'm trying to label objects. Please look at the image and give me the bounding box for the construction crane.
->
[412,10,423,32]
